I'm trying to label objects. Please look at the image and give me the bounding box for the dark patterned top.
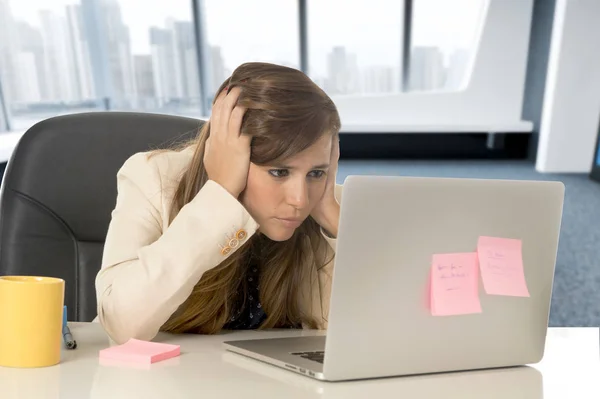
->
[223,262,267,330]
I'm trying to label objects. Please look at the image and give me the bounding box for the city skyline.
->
[1,0,477,116]
[8,0,484,71]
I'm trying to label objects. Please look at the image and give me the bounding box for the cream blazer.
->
[95,147,340,344]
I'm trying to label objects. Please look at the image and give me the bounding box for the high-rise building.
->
[173,20,200,101]
[15,22,45,102]
[81,0,136,107]
[445,49,470,90]
[361,66,397,94]
[409,46,446,91]
[134,55,155,97]
[134,55,156,108]
[66,5,95,100]
[39,10,78,101]
[210,46,226,92]
[2,3,94,104]
[150,20,200,106]
[326,46,360,95]
[0,0,19,104]
[105,1,136,103]
[14,52,41,102]
[150,26,180,104]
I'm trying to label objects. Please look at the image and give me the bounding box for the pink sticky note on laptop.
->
[477,236,530,297]
[430,252,482,316]
[99,339,180,364]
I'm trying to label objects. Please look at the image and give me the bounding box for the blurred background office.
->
[0,0,599,326]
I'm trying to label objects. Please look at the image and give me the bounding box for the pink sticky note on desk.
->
[477,236,530,297]
[99,339,180,364]
[430,252,482,316]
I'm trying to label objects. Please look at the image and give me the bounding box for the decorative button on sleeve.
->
[220,229,249,256]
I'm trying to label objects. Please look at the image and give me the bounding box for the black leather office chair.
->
[0,112,203,321]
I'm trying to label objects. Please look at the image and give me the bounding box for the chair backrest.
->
[0,112,203,321]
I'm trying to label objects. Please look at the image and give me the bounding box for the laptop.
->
[223,175,565,381]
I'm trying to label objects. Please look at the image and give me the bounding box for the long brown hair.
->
[159,62,341,334]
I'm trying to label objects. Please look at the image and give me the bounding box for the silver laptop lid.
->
[324,175,564,381]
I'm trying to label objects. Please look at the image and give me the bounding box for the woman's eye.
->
[269,169,289,178]
[309,170,326,179]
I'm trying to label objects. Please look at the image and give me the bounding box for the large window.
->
[0,0,495,132]
[409,0,487,91]
[0,0,199,129]
[201,0,299,105]
[0,0,99,129]
[307,0,403,95]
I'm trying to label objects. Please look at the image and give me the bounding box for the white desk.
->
[0,323,598,398]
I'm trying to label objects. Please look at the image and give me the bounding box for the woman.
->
[95,62,342,344]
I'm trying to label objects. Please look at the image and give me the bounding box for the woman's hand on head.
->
[310,136,341,238]
[204,87,251,198]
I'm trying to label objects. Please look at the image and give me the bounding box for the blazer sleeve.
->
[95,153,259,344]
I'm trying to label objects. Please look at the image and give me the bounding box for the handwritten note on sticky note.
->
[430,252,482,316]
[99,339,180,365]
[477,236,530,297]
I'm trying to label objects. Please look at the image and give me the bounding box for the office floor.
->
[337,159,600,327]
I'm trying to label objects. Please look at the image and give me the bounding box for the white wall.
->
[536,0,600,173]
[0,131,24,163]
[334,0,535,133]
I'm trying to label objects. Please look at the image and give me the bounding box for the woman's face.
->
[240,134,333,242]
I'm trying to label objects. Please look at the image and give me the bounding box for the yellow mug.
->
[0,276,65,368]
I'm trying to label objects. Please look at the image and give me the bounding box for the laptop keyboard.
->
[291,351,325,364]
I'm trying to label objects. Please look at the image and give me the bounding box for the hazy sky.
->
[8,0,485,76]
